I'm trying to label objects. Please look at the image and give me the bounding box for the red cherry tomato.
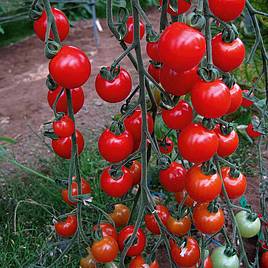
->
[93,223,118,240]
[261,251,268,268]
[193,203,225,234]
[162,100,193,130]
[159,0,192,15]
[158,22,206,72]
[146,41,160,62]
[159,137,174,154]
[227,83,243,114]
[186,256,213,268]
[160,64,200,96]
[178,123,219,163]
[191,80,231,118]
[166,215,191,237]
[95,67,132,103]
[49,45,91,88]
[98,129,134,163]
[170,237,200,267]
[241,90,254,107]
[221,167,247,199]
[61,177,91,206]
[53,115,75,138]
[185,165,222,203]
[109,204,130,227]
[55,215,77,237]
[51,130,84,159]
[208,0,246,22]
[214,125,239,157]
[246,123,261,138]
[212,34,246,72]
[118,225,146,257]
[123,16,145,44]
[129,256,160,268]
[126,160,142,185]
[150,260,160,268]
[34,8,69,41]
[144,204,170,234]
[47,86,84,114]
[160,162,186,193]
[148,63,161,83]
[100,166,133,197]
[175,190,195,207]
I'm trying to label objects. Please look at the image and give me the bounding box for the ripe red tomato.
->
[170,237,200,267]
[159,0,192,15]
[246,123,261,138]
[227,83,243,114]
[144,204,170,234]
[98,129,134,163]
[49,45,91,88]
[129,256,160,268]
[118,225,146,257]
[126,160,142,185]
[91,236,119,263]
[158,22,206,72]
[33,8,69,41]
[160,65,200,96]
[95,67,132,103]
[160,162,186,192]
[123,16,145,44]
[178,123,219,163]
[185,165,222,203]
[175,190,195,207]
[186,256,213,268]
[100,166,133,197]
[193,203,224,234]
[212,34,245,72]
[148,63,161,83]
[51,129,84,159]
[53,115,75,138]
[166,215,191,236]
[93,223,118,240]
[241,90,254,107]
[159,137,174,154]
[146,41,160,62]
[150,260,160,268]
[109,204,130,227]
[221,167,247,199]
[47,86,84,114]
[191,80,231,118]
[55,215,77,237]
[162,100,193,130]
[61,177,91,206]
[261,251,268,268]
[208,0,246,22]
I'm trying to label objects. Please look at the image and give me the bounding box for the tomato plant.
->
[123,16,145,44]
[53,115,75,138]
[211,246,240,268]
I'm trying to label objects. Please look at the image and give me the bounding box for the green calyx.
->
[146,26,160,43]
[109,165,124,179]
[221,24,239,43]
[157,155,172,170]
[109,120,125,135]
[116,7,129,41]
[159,92,174,110]
[224,245,237,257]
[187,12,206,31]
[29,3,43,20]
[230,168,240,178]
[223,72,236,88]
[201,161,217,176]
[208,201,219,213]
[46,74,58,90]
[202,118,215,130]
[247,212,258,222]
[220,123,234,136]
[45,40,61,59]
[100,66,120,82]
[198,66,219,82]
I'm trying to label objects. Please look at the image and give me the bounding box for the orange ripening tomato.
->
[109,204,130,227]
[166,215,191,236]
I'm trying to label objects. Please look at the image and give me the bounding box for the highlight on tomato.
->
[54,214,77,237]
[159,0,192,16]
[166,214,191,237]
[123,16,145,44]
[159,137,174,154]
[246,123,262,138]
[241,89,254,107]
[129,255,160,268]
[93,223,118,240]
[53,115,75,138]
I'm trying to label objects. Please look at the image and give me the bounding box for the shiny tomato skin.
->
[95,68,132,103]
[118,226,146,257]
[214,125,239,157]
[191,80,231,118]
[208,0,246,22]
[109,204,130,227]
[227,83,243,114]
[185,165,222,203]
[126,160,142,185]
[91,236,119,263]
[51,130,84,159]
[162,100,193,130]
[260,251,268,268]
[193,203,225,234]
[159,137,174,154]
[246,123,261,138]
[160,64,200,96]
[241,90,254,107]
[98,129,134,163]
[178,123,219,163]
[159,162,187,192]
[123,16,145,44]
[175,190,195,207]
[47,86,84,114]
[158,22,206,72]
[166,215,191,236]
[148,64,161,83]
[129,255,145,268]
[221,167,247,199]
[61,177,91,206]
[55,215,77,237]
[212,34,245,72]
[144,204,170,234]
[100,166,133,197]
[159,0,192,16]
[49,45,91,88]
[93,223,118,240]
[34,8,69,41]
[171,237,200,267]
[146,41,160,62]
[150,260,160,268]
[53,115,75,138]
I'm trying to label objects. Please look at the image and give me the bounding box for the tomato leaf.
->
[0,136,16,144]
[239,196,248,208]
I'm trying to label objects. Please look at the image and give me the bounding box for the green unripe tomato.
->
[211,246,239,268]
[235,210,261,238]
